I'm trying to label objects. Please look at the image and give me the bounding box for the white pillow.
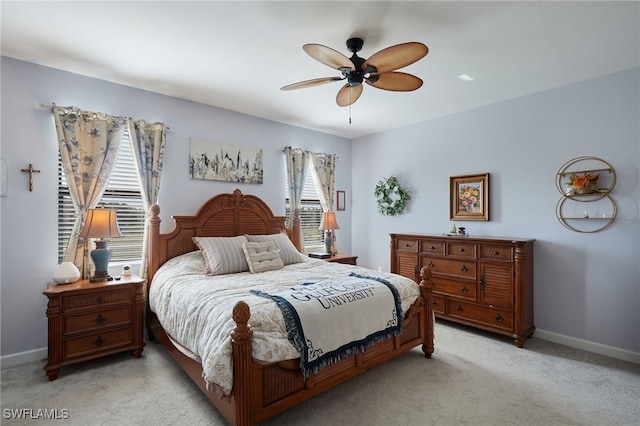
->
[242,241,284,274]
[246,233,304,265]
[193,236,249,275]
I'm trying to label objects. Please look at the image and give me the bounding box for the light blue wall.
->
[352,68,640,355]
[0,57,351,357]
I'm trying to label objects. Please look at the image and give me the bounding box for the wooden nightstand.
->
[43,275,145,380]
[325,254,358,265]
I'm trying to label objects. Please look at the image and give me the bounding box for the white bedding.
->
[149,251,420,396]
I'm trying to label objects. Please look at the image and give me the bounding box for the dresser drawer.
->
[432,277,476,300]
[423,258,476,279]
[64,307,132,334]
[447,300,513,331]
[396,239,418,252]
[479,244,513,261]
[446,241,476,258]
[63,289,132,312]
[421,240,445,255]
[431,295,445,315]
[64,328,133,358]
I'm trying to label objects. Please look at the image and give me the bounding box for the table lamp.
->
[319,212,339,255]
[79,208,122,282]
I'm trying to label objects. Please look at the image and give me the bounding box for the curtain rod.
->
[281,146,339,159]
[36,102,170,129]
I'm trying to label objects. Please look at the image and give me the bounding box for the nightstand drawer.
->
[64,328,133,358]
[63,288,132,312]
[64,307,132,334]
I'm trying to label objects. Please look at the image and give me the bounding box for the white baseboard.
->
[1,347,47,369]
[535,329,640,364]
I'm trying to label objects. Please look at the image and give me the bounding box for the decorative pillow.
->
[246,232,304,265]
[242,241,284,274]
[192,236,249,276]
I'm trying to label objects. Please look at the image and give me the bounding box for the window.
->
[57,132,145,263]
[285,168,324,250]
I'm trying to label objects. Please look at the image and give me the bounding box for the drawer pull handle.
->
[460,286,468,294]
[96,297,104,303]
[493,250,500,256]
[460,265,468,273]
[93,314,106,325]
[93,336,106,347]
[430,245,436,250]
[480,275,485,291]
[427,261,434,268]
[494,314,504,323]
[456,305,463,313]
[460,248,465,252]
[432,300,439,307]
[405,243,410,248]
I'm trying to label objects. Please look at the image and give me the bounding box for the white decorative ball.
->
[53,262,81,284]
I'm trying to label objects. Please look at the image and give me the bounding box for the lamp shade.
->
[79,208,122,239]
[319,212,340,231]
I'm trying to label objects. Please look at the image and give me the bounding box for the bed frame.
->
[147,189,434,425]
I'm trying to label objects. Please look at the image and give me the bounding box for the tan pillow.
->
[242,241,284,274]
[193,236,249,275]
[246,233,304,265]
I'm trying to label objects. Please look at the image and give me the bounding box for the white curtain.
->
[309,152,336,212]
[54,106,126,278]
[283,147,309,243]
[128,119,167,279]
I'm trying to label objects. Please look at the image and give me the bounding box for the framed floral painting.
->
[450,173,489,221]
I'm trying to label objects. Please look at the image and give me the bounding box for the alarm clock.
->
[121,264,132,277]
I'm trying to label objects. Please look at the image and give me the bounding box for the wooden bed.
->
[147,189,434,426]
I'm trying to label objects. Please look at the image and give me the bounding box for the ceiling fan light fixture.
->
[283,37,429,106]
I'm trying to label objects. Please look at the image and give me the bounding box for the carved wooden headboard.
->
[147,189,300,285]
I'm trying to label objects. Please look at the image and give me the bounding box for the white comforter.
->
[149,251,420,396]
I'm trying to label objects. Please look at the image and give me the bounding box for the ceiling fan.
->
[281,37,429,107]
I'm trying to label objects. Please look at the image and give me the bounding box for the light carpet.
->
[1,321,638,425]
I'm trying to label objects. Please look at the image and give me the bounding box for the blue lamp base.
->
[324,231,333,255]
[89,240,114,283]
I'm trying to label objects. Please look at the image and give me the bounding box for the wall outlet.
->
[377,266,383,272]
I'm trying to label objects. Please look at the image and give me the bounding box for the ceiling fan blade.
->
[366,72,423,91]
[363,42,428,73]
[336,83,364,107]
[303,44,355,71]
[280,76,344,91]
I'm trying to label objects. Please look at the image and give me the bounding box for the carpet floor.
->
[1,321,638,425]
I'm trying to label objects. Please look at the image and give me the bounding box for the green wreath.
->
[374,176,411,216]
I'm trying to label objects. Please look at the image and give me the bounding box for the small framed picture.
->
[336,190,346,211]
[450,173,489,221]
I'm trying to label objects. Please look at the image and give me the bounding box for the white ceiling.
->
[2,1,638,139]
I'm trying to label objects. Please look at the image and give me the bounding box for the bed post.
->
[148,204,161,286]
[419,266,434,358]
[231,301,253,426]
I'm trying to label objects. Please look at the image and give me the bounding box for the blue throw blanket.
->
[251,273,403,378]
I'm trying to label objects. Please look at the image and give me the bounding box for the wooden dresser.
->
[43,275,145,380]
[390,234,534,347]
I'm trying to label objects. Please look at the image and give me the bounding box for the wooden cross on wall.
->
[21,163,41,192]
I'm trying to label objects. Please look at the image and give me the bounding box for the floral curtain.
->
[283,147,309,236]
[309,152,336,212]
[128,119,167,279]
[53,106,126,278]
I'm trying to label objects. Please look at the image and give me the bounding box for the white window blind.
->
[57,133,145,263]
[285,168,324,249]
